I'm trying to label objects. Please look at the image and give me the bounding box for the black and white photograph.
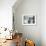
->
[22,15,36,25]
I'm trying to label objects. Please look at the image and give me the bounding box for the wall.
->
[13,0,41,46]
[0,0,16,30]
[41,0,46,46]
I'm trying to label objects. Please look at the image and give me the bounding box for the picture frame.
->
[22,14,36,25]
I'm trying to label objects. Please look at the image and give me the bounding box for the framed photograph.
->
[22,14,36,25]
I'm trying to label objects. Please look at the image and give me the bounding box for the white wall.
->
[13,0,41,46]
[0,0,16,30]
[41,0,46,46]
